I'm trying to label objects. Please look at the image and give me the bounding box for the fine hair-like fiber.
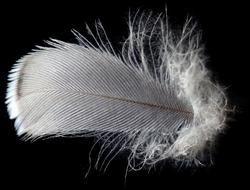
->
[6,9,229,172]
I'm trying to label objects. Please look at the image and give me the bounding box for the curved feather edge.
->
[6,10,229,169]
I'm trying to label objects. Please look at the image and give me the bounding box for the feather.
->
[6,10,228,169]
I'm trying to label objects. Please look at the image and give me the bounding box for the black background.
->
[0,1,249,189]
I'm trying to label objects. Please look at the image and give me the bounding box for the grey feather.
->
[6,10,228,169]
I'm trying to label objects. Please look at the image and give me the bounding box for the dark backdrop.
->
[0,1,249,189]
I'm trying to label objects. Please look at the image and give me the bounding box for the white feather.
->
[6,10,228,169]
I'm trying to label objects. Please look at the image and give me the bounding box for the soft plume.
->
[6,10,228,171]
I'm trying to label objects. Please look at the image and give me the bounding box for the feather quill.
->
[6,10,228,169]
